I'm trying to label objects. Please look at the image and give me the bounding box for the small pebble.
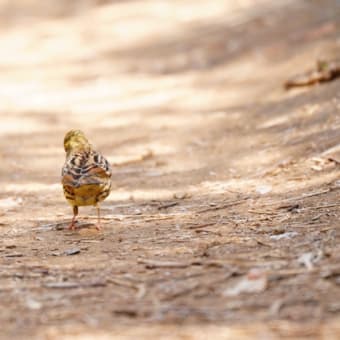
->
[64,247,81,256]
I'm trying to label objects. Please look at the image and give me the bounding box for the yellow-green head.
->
[64,130,91,155]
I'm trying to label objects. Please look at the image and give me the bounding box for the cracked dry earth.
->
[0,0,339,339]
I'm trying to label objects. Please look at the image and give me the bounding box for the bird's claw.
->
[68,221,77,230]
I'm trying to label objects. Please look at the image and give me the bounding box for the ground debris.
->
[173,192,191,199]
[157,201,179,210]
[138,259,194,269]
[157,281,200,301]
[284,59,340,89]
[188,222,216,229]
[43,281,81,289]
[34,221,69,231]
[4,252,23,258]
[44,280,106,289]
[64,247,81,256]
[223,269,267,296]
[270,231,298,241]
[297,251,323,271]
[197,197,250,213]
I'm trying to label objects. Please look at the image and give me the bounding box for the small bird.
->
[61,130,112,230]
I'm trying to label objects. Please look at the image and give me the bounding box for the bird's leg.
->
[68,206,78,230]
[95,204,102,231]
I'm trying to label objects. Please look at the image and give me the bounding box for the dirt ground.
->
[0,0,339,339]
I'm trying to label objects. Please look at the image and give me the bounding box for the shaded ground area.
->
[0,0,339,339]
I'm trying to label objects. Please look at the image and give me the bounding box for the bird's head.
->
[64,130,90,155]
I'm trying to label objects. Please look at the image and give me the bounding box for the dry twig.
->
[197,197,249,213]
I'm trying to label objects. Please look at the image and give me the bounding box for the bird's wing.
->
[62,150,112,188]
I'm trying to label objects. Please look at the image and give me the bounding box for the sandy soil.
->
[0,0,339,339]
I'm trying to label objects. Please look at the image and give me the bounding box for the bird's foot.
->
[68,221,78,230]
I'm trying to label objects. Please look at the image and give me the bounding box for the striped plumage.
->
[62,130,112,230]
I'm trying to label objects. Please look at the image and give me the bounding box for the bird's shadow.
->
[34,221,99,232]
